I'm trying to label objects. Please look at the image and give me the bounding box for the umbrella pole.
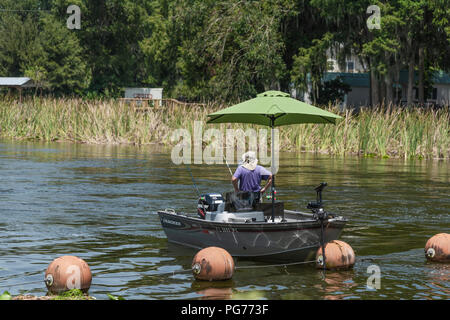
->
[271,119,275,222]
[270,118,286,223]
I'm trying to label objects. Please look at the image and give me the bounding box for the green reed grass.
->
[0,97,448,159]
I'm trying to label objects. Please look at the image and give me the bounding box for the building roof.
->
[323,72,370,88]
[0,77,35,87]
[324,70,450,88]
[431,70,450,84]
[398,70,450,84]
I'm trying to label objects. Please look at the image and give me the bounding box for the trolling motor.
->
[307,182,329,219]
[307,182,331,271]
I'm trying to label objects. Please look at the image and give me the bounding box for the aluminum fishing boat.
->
[158,183,347,262]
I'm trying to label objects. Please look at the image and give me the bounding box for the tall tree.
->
[0,0,90,94]
[171,0,293,102]
[139,0,180,92]
[51,0,152,96]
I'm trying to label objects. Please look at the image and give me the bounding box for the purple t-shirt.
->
[233,165,272,192]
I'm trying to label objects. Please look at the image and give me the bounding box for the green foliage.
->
[64,0,152,96]
[0,13,42,77]
[170,0,291,102]
[315,78,351,105]
[38,14,91,94]
[291,32,334,103]
[0,0,90,95]
[0,0,448,102]
[52,289,85,300]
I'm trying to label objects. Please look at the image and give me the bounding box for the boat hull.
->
[157,210,347,262]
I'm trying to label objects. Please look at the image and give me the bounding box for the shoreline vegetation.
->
[0,97,448,160]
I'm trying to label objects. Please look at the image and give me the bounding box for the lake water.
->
[0,139,448,300]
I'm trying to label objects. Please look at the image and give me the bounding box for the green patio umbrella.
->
[206,90,342,222]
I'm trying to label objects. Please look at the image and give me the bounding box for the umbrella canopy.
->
[206,90,342,127]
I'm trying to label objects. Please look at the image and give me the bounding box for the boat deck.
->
[160,208,340,224]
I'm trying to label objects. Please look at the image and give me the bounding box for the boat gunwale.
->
[157,209,347,232]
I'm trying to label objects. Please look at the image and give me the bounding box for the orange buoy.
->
[44,255,92,294]
[192,247,235,281]
[425,233,450,263]
[316,240,355,270]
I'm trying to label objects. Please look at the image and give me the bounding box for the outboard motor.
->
[197,193,225,219]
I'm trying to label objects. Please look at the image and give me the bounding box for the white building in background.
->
[123,87,163,107]
[325,47,369,74]
[326,54,369,74]
[124,87,163,100]
[0,77,37,101]
[429,71,450,106]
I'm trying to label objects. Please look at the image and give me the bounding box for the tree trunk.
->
[384,52,394,107]
[418,47,425,104]
[370,68,380,107]
[406,50,416,106]
[380,78,386,107]
[385,73,393,107]
[394,58,401,104]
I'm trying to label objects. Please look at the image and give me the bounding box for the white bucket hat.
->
[241,151,258,171]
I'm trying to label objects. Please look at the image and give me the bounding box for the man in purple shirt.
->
[232,151,273,194]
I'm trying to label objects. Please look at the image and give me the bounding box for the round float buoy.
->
[44,255,92,294]
[425,233,450,263]
[316,240,355,270]
[192,247,235,281]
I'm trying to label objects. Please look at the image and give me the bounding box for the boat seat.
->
[254,202,284,217]
[224,191,260,212]
[224,191,284,216]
